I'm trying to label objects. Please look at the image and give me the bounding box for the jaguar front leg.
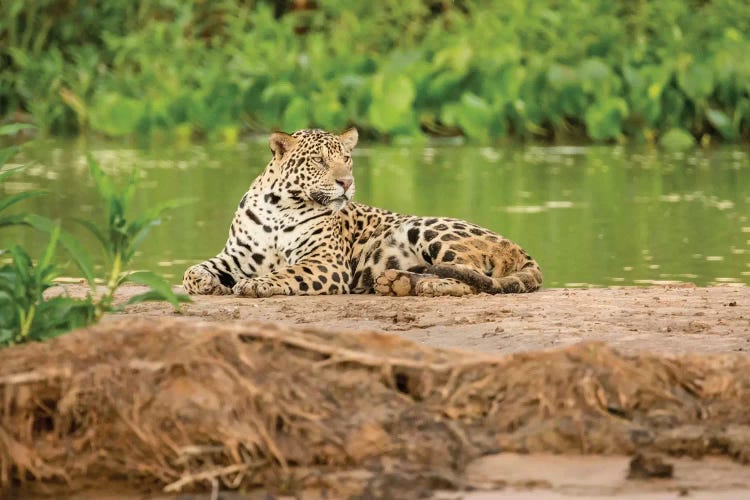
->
[183,258,239,295]
[232,262,350,297]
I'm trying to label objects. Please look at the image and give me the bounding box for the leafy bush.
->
[0,142,189,347]
[2,0,750,143]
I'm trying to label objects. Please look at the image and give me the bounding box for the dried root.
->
[1,318,749,497]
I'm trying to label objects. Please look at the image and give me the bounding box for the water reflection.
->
[3,139,749,288]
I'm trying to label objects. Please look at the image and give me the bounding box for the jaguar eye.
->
[344,155,352,162]
[310,156,324,165]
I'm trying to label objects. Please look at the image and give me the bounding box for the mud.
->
[2,284,748,499]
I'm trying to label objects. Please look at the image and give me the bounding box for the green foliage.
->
[0,151,95,344]
[0,228,96,344]
[0,146,189,347]
[79,156,191,313]
[2,0,750,143]
[660,128,697,151]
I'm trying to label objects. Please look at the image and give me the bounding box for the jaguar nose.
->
[336,177,353,191]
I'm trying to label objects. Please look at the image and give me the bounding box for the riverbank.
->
[3,284,749,499]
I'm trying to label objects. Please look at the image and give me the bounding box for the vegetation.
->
[0,137,189,346]
[1,0,749,143]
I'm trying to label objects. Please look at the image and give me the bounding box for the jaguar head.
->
[269,128,359,210]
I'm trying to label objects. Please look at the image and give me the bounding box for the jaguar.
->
[183,128,542,297]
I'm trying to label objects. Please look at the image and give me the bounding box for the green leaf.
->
[0,328,13,345]
[36,296,96,335]
[125,198,193,260]
[0,123,36,136]
[0,191,45,215]
[90,93,146,137]
[678,62,714,102]
[484,64,525,106]
[74,218,109,253]
[311,90,345,130]
[124,271,190,310]
[368,73,416,133]
[660,128,696,151]
[433,42,473,76]
[124,222,157,262]
[25,214,97,289]
[547,64,578,90]
[9,246,32,284]
[39,224,61,270]
[259,81,295,126]
[282,97,310,132]
[0,214,29,229]
[126,289,183,306]
[577,58,612,95]
[441,92,493,141]
[584,98,628,141]
[705,108,736,140]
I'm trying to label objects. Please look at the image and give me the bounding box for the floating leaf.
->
[660,128,696,151]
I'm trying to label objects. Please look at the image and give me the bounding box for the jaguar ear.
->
[339,127,359,152]
[269,132,298,158]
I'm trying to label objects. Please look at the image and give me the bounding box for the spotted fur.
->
[183,128,542,297]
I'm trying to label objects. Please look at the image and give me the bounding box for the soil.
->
[6,283,750,499]
[83,283,750,355]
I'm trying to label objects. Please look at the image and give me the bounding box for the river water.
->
[4,138,750,288]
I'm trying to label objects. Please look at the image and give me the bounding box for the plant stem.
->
[95,252,122,320]
[108,252,122,292]
[17,304,35,341]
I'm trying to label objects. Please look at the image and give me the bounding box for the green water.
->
[3,138,750,288]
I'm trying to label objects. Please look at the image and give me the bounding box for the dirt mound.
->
[1,318,749,498]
